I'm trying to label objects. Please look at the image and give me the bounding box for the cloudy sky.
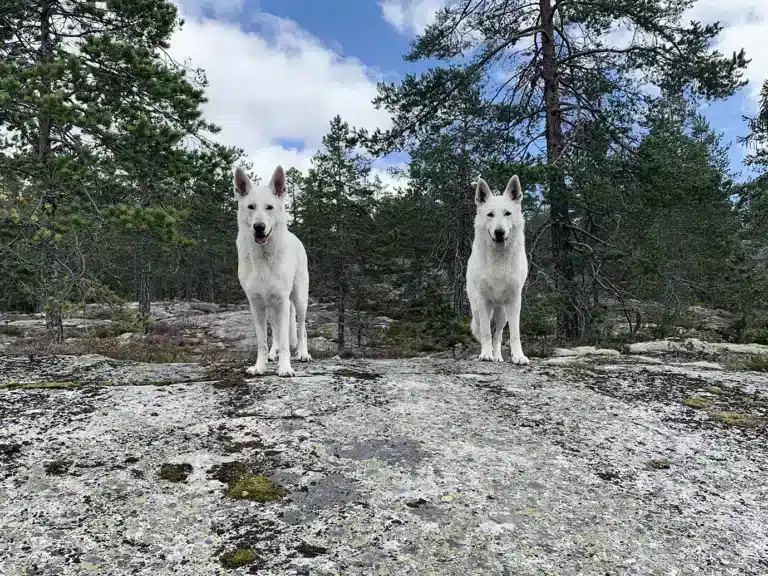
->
[169,0,768,184]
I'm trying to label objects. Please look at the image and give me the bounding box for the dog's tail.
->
[290,301,298,349]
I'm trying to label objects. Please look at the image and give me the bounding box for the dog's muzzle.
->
[491,229,507,243]
[253,223,270,245]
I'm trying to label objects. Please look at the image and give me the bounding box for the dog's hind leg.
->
[505,288,529,365]
[267,311,279,361]
[293,284,311,363]
[246,298,269,376]
[492,307,506,362]
[289,301,298,350]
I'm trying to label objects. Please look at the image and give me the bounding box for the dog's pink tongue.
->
[255,236,267,245]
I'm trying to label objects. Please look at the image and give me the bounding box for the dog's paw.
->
[493,354,504,362]
[478,352,494,362]
[267,350,278,362]
[295,352,312,363]
[277,364,295,378]
[510,354,529,365]
[245,364,265,376]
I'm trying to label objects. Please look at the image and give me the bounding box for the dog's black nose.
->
[494,229,505,240]
[253,223,266,235]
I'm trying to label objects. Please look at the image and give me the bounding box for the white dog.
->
[466,174,529,364]
[234,164,311,377]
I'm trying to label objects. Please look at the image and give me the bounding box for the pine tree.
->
[0,0,218,337]
[371,0,748,340]
[297,116,380,353]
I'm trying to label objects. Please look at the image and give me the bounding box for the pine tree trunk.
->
[38,0,63,342]
[136,232,152,323]
[337,271,346,353]
[540,0,580,340]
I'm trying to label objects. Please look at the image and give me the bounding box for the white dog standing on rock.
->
[234,164,311,377]
[466,174,529,364]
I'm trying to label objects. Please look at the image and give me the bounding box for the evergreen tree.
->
[371,0,748,340]
[0,0,216,338]
[296,116,380,353]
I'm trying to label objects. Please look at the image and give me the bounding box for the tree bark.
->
[337,269,346,353]
[136,231,152,323]
[38,0,63,342]
[539,0,581,340]
[452,119,472,315]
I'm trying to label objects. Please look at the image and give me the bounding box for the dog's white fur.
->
[466,174,529,364]
[234,164,311,377]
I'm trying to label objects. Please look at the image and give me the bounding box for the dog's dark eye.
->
[247,204,255,210]
[266,205,274,211]
[504,211,511,216]
[487,212,494,218]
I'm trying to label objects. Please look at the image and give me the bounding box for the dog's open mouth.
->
[254,232,270,245]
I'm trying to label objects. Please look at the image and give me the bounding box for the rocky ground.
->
[1,303,768,575]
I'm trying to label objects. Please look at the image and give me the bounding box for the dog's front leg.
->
[506,289,529,365]
[246,299,269,375]
[477,301,494,361]
[275,298,295,377]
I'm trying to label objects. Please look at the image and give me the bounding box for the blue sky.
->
[171,0,767,185]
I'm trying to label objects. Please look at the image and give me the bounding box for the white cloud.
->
[379,0,447,36]
[176,0,247,19]
[686,0,768,107]
[379,0,768,108]
[168,4,395,185]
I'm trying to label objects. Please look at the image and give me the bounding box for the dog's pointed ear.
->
[475,177,492,206]
[503,175,523,202]
[270,165,286,199]
[233,166,251,197]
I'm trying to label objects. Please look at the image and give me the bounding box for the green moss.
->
[158,463,193,483]
[0,381,84,390]
[745,356,768,372]
[226,474,286,502]
[220,548,257,569]
[682,397,712,410]
[712,411,760,429]
[647,459,672,470]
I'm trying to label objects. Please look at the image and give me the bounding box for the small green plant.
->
[682,397,711,410]
[220,548,257,569]
[745,356,768,372]
[712,411,760,429]
[226,474,286,502]
[647,459,672,470]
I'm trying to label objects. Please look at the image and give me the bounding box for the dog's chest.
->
[238,249,290,300]
[471,250,527,303]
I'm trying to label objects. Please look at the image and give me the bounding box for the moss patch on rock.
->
[219,548,257,569]
[712,411,760,429]
[209,461,249,484]
[647,459,672,470]
[158,463,193,483]
[0,381,85,390]
[682,397,712,410]
[226,473,286,502]
[745,356,768,372]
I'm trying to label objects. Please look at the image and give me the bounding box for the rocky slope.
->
[1,345,767,575]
